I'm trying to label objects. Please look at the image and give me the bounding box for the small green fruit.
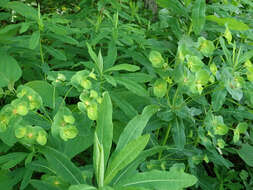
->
[80,79,92,89]
[87,103,98,120]
[149,51,164,68]
[153,79,167,98]
[63,115,75,124]
[15,127,27,138]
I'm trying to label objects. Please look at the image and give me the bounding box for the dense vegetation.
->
[0,0,252,189]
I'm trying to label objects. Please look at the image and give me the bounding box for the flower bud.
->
[153,79,167,98]
[149,51,164,68]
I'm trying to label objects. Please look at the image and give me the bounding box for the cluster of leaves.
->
[0,0,252,189]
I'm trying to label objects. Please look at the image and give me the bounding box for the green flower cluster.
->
[52,107,78,141]
[71,70,101,120]
[15,125,47,145]
[0,85,42,132]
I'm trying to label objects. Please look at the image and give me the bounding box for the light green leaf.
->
[69,184,97,190]
[192,0,206,35]
[41,146,85,185]
[237,144,253,167]
[93,132,104,188]
[104,64,140,73]
[116,166,197,190]
[104,134,150,185]
[115,105,159,153]
[96,92,113,166]
[206,15,250,31]
[25,80,58,108]
[29,31,40,50]
[0,51,22,88]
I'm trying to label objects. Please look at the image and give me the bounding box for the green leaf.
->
[237,144,253,167]
[86,43,102,74]
[0,51,22,88]
[69,184,97,190]
[104,64,140,73]
[29,31,40,50]
[25,80,58,108]
[116,166,197,190]
[115,105,159,153]
[104,41,117,69]
[111,92,138,119]
[3,1,38,20]
[93,132,105,188]
[114,77,148,97]
[41,146,85,185]
[0,152,27,169]
[30,180,60,190]
[156,0,188,18]
[47,33,79,45]
[96,92,113,167]
[206,15,250,31]
[44,46,67,61]
[192,0,206,35]
[211,87,227,112]
[172,118,185,150]
[104,134,150,185]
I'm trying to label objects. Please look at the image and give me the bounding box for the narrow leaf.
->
[115,105,159,153]
[104,64,140,73]
[41,146,85,185]
[104,135,150,185]
[29,31,40,50]
[96,92,113,166]
[192,0,206,35]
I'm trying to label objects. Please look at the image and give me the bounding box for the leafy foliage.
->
[0,0,252,189]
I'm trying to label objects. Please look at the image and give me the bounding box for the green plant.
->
[0,0,252,189]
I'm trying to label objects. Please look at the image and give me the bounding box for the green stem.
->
[158,123,171,160]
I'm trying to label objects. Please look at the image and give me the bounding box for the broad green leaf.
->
[41,146,85,185]
[3,1,38,20]
[0,169,25,190]
[104,134,150,185]
[115,105,159,153]
[29,31,40,50]
[30,180,60,190]
[211,87,227,112]
[156,0,188,18]
[206,15,250,31]
[172,118,185,150]
[237,144,253,167]
[116,166,197,190]
[114,77,148,97]
[69,184,97,190]
[96,92,113,166]
[44,46,67,61]
[104,64,140,73]
[239,50,253,64]
[25,80,58,108]
[0,51,22,88]
[192,0,206,35]
[93,132,104,188]
[105,75,117,87]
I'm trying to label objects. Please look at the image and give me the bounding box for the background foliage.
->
[0,0,252,189]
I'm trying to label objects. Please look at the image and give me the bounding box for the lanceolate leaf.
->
[104,134,150,185]
[211,87,227,112]
[172,118,186,150]
[69,184,97,190]
[104,64,140,73]
[116,168,197,190]
[192,0,206,35]
[29,31,40,50]
[156,0,188,18]
[237,144,253,167]
[96,92,113,166]
[115,105,159,153]
[41,147,85,185]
